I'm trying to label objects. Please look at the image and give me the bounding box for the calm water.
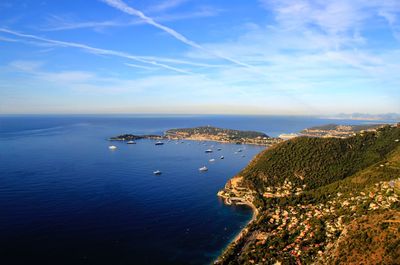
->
[0,115,384,264]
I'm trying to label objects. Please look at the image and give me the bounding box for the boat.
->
[220,156,224,159]
[237,149,243,152]
[153,170,162,175]
[108,145,117,150]
[209,158,216,162]
[217,148,222,151]
[205,149,213,153]
[127,140,136,144]
[199,166,208,172]
[155,141,164,145]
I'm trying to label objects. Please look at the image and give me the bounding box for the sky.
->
[0,0,399,115]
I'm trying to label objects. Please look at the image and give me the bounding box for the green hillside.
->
[241,125,400,195]
[216,124,400,265]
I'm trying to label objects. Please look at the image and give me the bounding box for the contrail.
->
[0,28,192,75]
[0,28,253,97]
[101,0,265,74]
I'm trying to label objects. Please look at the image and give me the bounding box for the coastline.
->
[110,136,277,146]
[214,182,259,264]
[213,199,258,265]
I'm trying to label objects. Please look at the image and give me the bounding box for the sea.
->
[0,115,391,265]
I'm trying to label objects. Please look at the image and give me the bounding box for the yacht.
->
[127,140,136,144]
[153,170,162,175]
[155,141,164,145]
[108,145,117,150]
[209,158,216,162]
[199,166,208,172]
[205,149,213,153]
[220,156,224,159]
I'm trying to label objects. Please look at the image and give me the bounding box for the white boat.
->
[153,170,162,175]
[199,166,208,172]
[220,156,224,159]
[205,149,213,153]
[155,141,164,145]
[127,140,136,144]
[109,145,117,150]
[209,158,216,162]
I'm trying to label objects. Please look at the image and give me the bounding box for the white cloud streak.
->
[41,8,220,32]
[148,0,189,13]
[101,0,264,74]
[0,28,192,75]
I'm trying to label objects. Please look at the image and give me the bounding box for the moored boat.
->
[155,141,164,145]
[199,166,208,172]
[108,145,117,150]
[153,170,162,175]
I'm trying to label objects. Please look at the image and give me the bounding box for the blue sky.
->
[0,0,399,115]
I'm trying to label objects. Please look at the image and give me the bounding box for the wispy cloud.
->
[41,8,220,32]
[148,0,189,13]
[0,28,192,75]
[9,60,44,72]
[101,0,263,73]
[42,15,131,31]
[124,63,156,71]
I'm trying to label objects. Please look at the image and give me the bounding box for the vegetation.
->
[303,123,384,132]
[216,124,400,265]
[241,125,400,196]
[165,126,269,139]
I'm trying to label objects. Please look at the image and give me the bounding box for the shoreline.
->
[111,136,277,146]
[213,192,259,264]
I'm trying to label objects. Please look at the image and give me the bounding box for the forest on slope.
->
[217,124,400,264]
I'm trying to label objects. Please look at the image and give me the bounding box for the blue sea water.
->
[0,115,388,265]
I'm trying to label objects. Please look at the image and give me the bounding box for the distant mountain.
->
[327,113,400,121]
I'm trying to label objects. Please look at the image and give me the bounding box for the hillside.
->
[300,123,385,138]
[165,126,281,145]
[166,126,269,139]
[216,124,400,265]
[240,124,400,196]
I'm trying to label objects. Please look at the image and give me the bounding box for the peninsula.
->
[279,123,386,140]
[216,123,400,264]
[300,123,386,138]
[109,126,283,146]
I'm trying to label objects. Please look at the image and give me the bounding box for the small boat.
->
[237,149,243,153]
[205,149,213,153]
[199,166,208,172]
[220,156,224,159]
[155,141,164,145]
[153,170,162,175]
[209,158,216,162]
[217,148,222,151]
[127,140,136,144]
[108,145,117,150]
